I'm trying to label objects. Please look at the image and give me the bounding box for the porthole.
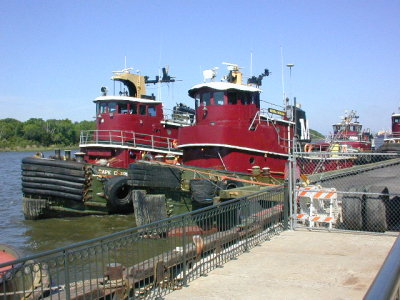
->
[249,157,255,164]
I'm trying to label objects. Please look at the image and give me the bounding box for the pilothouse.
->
[178,62,309,178]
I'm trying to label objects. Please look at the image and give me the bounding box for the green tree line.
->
[309,129,325,141]
[0,118,95,150]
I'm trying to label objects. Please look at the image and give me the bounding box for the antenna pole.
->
[280,46,286,107]
[250,52,253,77]
[124,56,127,69]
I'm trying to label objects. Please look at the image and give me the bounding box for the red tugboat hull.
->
[178,63,302,178]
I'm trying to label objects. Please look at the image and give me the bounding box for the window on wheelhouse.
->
[228,91,238,104]
[201,93,211,106]
[118,102,128,114]
[148,106,156,116]
[130,103,137,114]
[98,102,108,114]
[240,92,251,105]
[214,91,225,105]
[350,125,361,132]
[139,105,146,115]
[195,94,200,109]
[109,102,117,113]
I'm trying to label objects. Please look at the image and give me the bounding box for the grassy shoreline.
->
[0,145,78,153]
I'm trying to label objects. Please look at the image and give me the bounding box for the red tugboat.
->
[21,66,195,219]
[79,67,194,167]
[309,110,374,153]
[299,110,373,174]
[377,109,400,153]
[177,63,304,178]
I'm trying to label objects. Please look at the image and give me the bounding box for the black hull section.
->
[377,143,400,153]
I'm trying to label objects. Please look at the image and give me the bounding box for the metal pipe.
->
[364,235,400,300]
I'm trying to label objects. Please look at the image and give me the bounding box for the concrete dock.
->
[165,230,397,300]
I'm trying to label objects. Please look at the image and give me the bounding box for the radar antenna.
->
[112,67,133,75]
[222,62,241,71]
[202,67,219,82]
[247,68,270,87]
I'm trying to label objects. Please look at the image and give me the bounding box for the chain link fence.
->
[291,152,400,234]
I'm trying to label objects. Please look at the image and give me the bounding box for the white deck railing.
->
[79,130,180,152]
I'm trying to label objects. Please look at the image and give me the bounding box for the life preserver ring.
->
[172,139,178,148]
[304,143,314,152]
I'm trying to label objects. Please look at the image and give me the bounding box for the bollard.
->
[55,149,61,160]
[262,167,270,176]
[64,150,71,160]
[251,166,261,176]
[74,152,85,163]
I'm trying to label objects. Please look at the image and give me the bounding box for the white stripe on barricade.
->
[295,185,338,229]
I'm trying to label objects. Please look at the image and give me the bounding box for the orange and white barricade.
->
[295,185,338,229]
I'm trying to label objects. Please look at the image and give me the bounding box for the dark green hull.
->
[21,157,280,220]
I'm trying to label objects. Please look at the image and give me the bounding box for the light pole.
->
[286,63,294,78]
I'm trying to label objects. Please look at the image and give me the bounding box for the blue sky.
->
[1,0,399,134]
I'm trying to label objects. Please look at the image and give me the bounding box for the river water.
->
[0,150,136,256]
[1,140,386,256]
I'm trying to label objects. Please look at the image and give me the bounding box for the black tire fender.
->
[22,176,84,189]
[142,154,154,161]
[22,157,85,170]
[104,175,133,213]
[364,186,388,232]
[222,179,244,190]
[21,171,86,183]
[342,186,364,231]
[22,163,85,177]
[22,188,82,201]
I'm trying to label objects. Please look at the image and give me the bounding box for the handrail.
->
[79,130,180,153]
[364,235,400,300]
[0,187,285,299]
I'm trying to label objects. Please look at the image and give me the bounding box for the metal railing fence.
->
[364,235,400,300]
[79,130,180,153]
[0,187,285,300]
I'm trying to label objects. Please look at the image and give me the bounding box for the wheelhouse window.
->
[214,92,225,105]
[118,102,128,114]
[148,106,156,116]
[99,102,108,113]
[130,103,137,114]
[195,94,200,109]
[109,102,117,113]
[139,105,146,115]
[394,117,400,123]
[201,93,211,106]
[350,125,361,132]
[240,92,251,105]
[251,92,260,107]
[228,92,238,104]
[334,125,346,132]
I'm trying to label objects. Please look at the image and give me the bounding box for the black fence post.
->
[283,180,289,230]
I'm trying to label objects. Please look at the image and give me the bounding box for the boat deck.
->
[164,230,396,300]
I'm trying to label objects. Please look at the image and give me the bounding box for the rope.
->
[151,161,280,187]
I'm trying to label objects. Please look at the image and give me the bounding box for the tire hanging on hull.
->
[21,157,87,219]
[104,175,133,213]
